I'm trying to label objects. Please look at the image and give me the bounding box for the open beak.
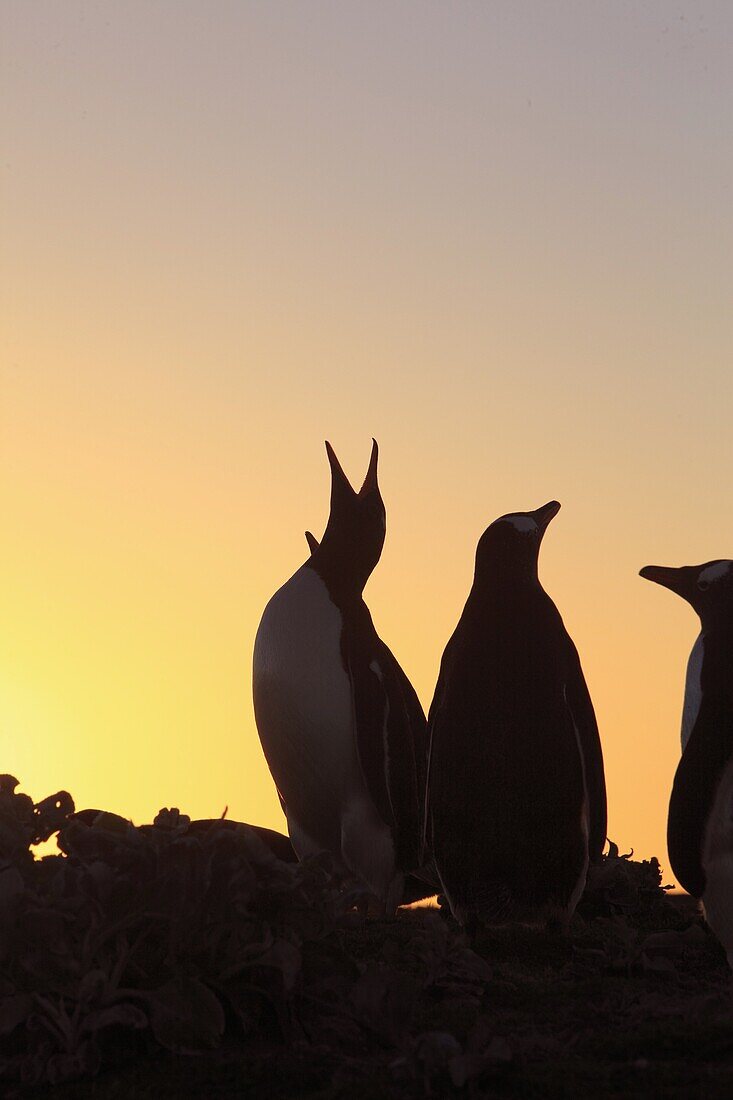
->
[325,441,357,503]
[358,438,379,496]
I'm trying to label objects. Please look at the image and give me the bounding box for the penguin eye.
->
[698,579,710,591]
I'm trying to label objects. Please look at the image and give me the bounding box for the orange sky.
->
[2,3,732,881]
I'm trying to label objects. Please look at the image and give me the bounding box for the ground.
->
[10,894,733,1099]
[3,789,731,1099]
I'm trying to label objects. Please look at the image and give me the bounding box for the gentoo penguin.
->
[253,440,428,912]
[426,502,607,928]
[298,527,435,905]
[640,560,733,964]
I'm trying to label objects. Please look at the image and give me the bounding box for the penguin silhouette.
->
[426,502,607,928]
[253,440,428,911]
[640,560,733,964]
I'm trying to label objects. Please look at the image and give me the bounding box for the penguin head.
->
[474,500,561,584]
[311,439,386,593]
[639,560,733,627]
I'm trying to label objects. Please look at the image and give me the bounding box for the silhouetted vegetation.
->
[1,777,731,1098]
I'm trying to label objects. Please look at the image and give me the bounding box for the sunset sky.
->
[2,2,732,881]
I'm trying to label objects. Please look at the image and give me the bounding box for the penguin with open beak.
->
[253,441,430,912]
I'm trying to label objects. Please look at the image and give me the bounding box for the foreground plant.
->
[0,777,355,1085]
[0,779,718,1097]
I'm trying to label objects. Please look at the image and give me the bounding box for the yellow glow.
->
[2,4,732,885]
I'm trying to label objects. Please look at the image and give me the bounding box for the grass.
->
[10,893,732,1099]
[3,783,730,1099]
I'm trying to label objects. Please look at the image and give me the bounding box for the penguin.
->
[252,440,429,912]
[299,527,436,906]
[640,559,733,964]
[425,501,607,928]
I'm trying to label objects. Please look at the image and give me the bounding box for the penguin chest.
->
[253,566,399,895]
[253,565,361,794]
[681,634,704,753]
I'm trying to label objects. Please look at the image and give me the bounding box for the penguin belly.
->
[253,565,397,900]
[701,755,733,967]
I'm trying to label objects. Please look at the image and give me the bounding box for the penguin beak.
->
[305,531,320,554]
[358,438,379,496]
[325,441,357,504]
[639,565,687,596]
[532,500,561,532]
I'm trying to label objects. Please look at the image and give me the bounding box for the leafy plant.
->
[0,777,355,1086]
[0,781,728,1099]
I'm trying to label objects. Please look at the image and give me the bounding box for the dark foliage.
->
[1,777,731,1098]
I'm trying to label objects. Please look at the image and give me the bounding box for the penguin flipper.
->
[344,625,422,872]
[667,697,733,898]
[347,646,393,828]
[396,660,429,798]
[376,645,426,872]
[378,642,429,825]
[563,636,607,861]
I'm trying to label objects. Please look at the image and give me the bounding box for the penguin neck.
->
[306,551,369,611]
[698,609,733,643]
[697,617,733,693]
[470,561,543,604]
